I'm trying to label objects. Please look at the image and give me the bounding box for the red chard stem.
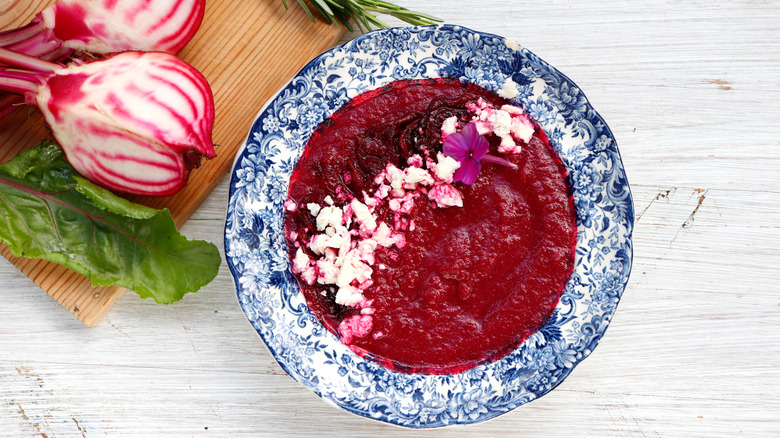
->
[0,47,60,73]
[0,19,46,47]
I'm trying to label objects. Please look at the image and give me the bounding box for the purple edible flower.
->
[443,122,518,185]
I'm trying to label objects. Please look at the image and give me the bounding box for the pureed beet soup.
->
[284,78,577,374]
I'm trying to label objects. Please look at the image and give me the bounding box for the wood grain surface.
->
[0,0,345,325]
[1,0,779,436]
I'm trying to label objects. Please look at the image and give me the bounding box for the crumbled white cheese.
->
[473,120,492,136]
[491,109,513,138]
[386,164,406,195]
[500,104,523,116]
[407,154,424,168]
[510,115,534,143]
[308,234,330,255]
[428,183,464,208]
[396,193,416,214]
[337,313,373,344]
[316,258,340,284]
[307,202,321,217]
[357,238,378,265]
[466,98,532,153]
[336,250,373,288]
[284,199,297,212]
[325,231,348,249]
[335,254,357,288]
[404,166,434,186]
[292,248,310,274]
[373,222,397,247]
[300,266,317,285]
[434,152,461,183]
[335,285,364,307]
[441,116,459,138]
[497,77,519,99]
[374,183,390,199]
[289,122,480,316]
[350,199,377,232]
[315,205,343,231]
[500,134,517,153]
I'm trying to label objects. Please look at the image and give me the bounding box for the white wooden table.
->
[2,1,778,436]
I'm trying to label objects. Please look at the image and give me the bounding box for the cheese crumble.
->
[288,153,464,343]
[466,98,534,154]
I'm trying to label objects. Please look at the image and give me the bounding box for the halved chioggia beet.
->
[0,47,216,197]
[0,0,205,60]
[0,0,206,119]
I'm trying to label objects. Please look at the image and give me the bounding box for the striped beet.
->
[0,0,205,60]
[0,0,206,120]
[0,48,215,197]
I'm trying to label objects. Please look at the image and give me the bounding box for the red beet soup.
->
[284,78,576,374]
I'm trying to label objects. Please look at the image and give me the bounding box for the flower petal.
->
[460,121,479,140]
[442,132,468,161]
[454,158,481,185]
[463,122,489,160]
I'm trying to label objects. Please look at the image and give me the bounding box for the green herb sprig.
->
[283,0,441,33]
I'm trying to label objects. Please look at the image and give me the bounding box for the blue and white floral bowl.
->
[224,24,634,428]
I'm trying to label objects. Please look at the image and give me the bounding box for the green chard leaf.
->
[0,141,221,304]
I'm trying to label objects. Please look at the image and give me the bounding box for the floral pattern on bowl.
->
[224,24,634,428]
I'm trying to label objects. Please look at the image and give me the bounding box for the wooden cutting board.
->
[0,0,345,326]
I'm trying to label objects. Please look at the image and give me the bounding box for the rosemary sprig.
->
[282,0,442,33]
